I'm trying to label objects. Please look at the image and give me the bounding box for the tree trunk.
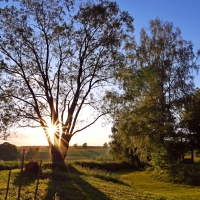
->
[130,149,134,164]
[191,148,194,164]
[51,134,72,164]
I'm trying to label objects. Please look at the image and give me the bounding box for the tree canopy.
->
[107,18,199,166]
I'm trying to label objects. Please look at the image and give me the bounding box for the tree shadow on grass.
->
[12,169,39,187]
[115,168,145,176]
[86,150,101,156]
[42,163,111,200]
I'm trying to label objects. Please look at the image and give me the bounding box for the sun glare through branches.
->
[47,124,57,144]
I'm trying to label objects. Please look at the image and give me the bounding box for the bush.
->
[148,164,200,186]
[24,161,42,174]
[0,142,21,161]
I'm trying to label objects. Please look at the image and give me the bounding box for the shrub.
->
[0,142,21,161]
[24,161,42,174]
[149,164,200,186]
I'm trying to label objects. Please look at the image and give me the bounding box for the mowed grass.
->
[0,165,163,200]
[2,150,200,199]
[1,162,200,199]
[37,148,110,161]
[117,169,200,200]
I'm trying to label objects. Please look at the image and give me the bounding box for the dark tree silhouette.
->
[0,142,20,161]
[0,0,134,163]
[83,143,87,150]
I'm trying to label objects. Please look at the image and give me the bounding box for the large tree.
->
[107,18,199,166]
[0,0,134,163]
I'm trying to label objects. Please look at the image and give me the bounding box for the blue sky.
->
[117,0,200,87]
[1,0,200,146]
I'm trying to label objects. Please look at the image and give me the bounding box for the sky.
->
[1,0,200,146]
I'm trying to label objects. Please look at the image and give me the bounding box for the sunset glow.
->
[47,124,57,144]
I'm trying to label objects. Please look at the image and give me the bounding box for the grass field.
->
[36,148,110,161]
[1,149,200,199]
[1,162,200,200]
[0,164,164,200]
[117,169,200,200]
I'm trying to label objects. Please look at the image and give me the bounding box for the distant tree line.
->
[0,142,20,161]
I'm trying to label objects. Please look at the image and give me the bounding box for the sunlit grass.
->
[1,162,200,199]
[117,169,200,200]
[73,164,124,184]
[184,155,200,163]
[0,165,163,200]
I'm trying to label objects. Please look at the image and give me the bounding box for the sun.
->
[47,124,57,144]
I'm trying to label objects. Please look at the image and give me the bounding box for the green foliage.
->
[180,88,200,162]
[149,164,200,186]
[181,88,200,135]
[0,161,23,170]
[107,17,199,168]
[0,142,21,161]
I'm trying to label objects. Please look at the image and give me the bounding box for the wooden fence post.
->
[34,160,42,200]
[18,149,25,200]
[5,168,11,200]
